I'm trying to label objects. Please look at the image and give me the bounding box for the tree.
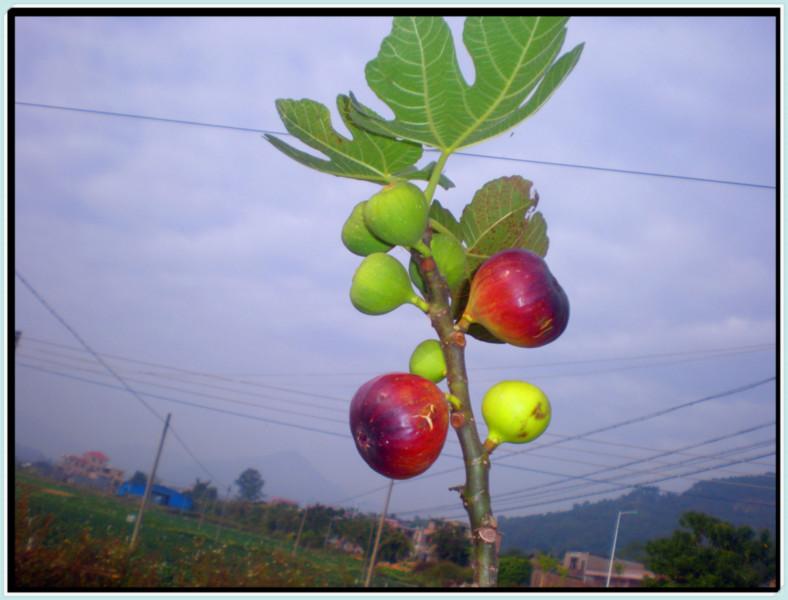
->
[129,471,147,487]
[186,478,218,510]
[234,468,264,502]
[498,553,533,587]
[266,16,583,586]
[378,527,413,563]
[431,521,470,566]
[643,511,775,588]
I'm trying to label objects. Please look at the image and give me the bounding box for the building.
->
[410,519,478,562]
[562,551,654,587]
[59,450,125,491]
[116,482,194,511]
[268,496,299,507]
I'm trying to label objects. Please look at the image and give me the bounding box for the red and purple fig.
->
[349,373,449,479]
[459,249,569,348]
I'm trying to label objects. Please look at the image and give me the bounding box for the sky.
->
[11,13,778,523]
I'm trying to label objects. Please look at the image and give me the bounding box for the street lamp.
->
[606,510,637,588]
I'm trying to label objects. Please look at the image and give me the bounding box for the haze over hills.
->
[165,450,351,506]
[498,473,776,559]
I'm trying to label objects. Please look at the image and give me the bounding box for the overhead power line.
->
[21,334,775,386]
[17,350,347,418]
[18,358,776,518]
[392,375,776,489]
[17,362,348,440]
[489,439,776,510]
[485,450,777,516]
[16,100,776,190]
[493,421,777,504]
[18,352,773,491]
[15,270,222,485]
[493,375,776,465]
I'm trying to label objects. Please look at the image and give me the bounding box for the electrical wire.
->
[16,349,774,476]
[492,421,777,503]
[16,100,776,190]
[17,350,347,417]
[17,362,349,440]
[492,376,776,465]
[20,358,776,518]
[15,272,223,486]
[414,450,776,520]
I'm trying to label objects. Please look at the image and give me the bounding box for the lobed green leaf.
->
[350,16,583,152]
[265,95,424,185]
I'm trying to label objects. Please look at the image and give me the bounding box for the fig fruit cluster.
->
[343,182,430,316]
[342,181,567,477]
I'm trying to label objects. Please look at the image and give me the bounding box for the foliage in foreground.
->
[13,491,372,589]
[642,511,775,588]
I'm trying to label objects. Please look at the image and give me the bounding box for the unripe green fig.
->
[350,253,428,315]
[482,380,551,448]
[409,233,467,293]
[341,201,393,256]
[409,339,447,383]
[363,182,428,247]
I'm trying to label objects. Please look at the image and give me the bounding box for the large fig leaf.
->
[460,176,548,276]
[266,95,451,187]
[350,17,583,152]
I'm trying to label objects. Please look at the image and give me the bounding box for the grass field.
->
[13,469,418,589]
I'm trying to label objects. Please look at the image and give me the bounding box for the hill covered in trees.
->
[498,473,776,560]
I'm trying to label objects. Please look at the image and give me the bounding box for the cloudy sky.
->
[13,13,777,521]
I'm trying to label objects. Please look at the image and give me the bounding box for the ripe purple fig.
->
[349,373,449,479]
[459,249,569,348]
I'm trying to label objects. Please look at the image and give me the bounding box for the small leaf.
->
[394,161,455,190]
[350,17,583,152]
[429,200,463,244]
[265,95,422,184]
[460,175,548,276]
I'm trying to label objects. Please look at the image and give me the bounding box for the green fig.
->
[409,232,467,293]
[341,201,393,256]
[409,339,447,383]
[363,182,428,247]
[481,380,551,449]
[350,253,428,315]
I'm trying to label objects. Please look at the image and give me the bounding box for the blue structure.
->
[117,481,193,511]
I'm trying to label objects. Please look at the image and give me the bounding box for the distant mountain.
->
[498,473,776,559]
[256,451,348,505]
[14,444,49,464]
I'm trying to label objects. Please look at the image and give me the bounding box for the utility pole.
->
[292,505,309,556]
[606,510,637,588]
[364,479,394,588]
[323,516,336,548]
[214,485,232,541]
[129,413,171,550]
[359,514,376,583]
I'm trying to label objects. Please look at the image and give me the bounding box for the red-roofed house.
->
[60,450,124,491]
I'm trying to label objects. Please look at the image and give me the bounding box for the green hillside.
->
[498,473,776,560]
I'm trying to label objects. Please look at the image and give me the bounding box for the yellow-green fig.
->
[363,182,428,247]
[409,339,447,383]
[341,201,393,256]
[481,380,551,449]
[350,253,428,315]
[409,233,467,293]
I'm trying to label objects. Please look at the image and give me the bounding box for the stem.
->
[413,246,498,587]
[423,150,451,204]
